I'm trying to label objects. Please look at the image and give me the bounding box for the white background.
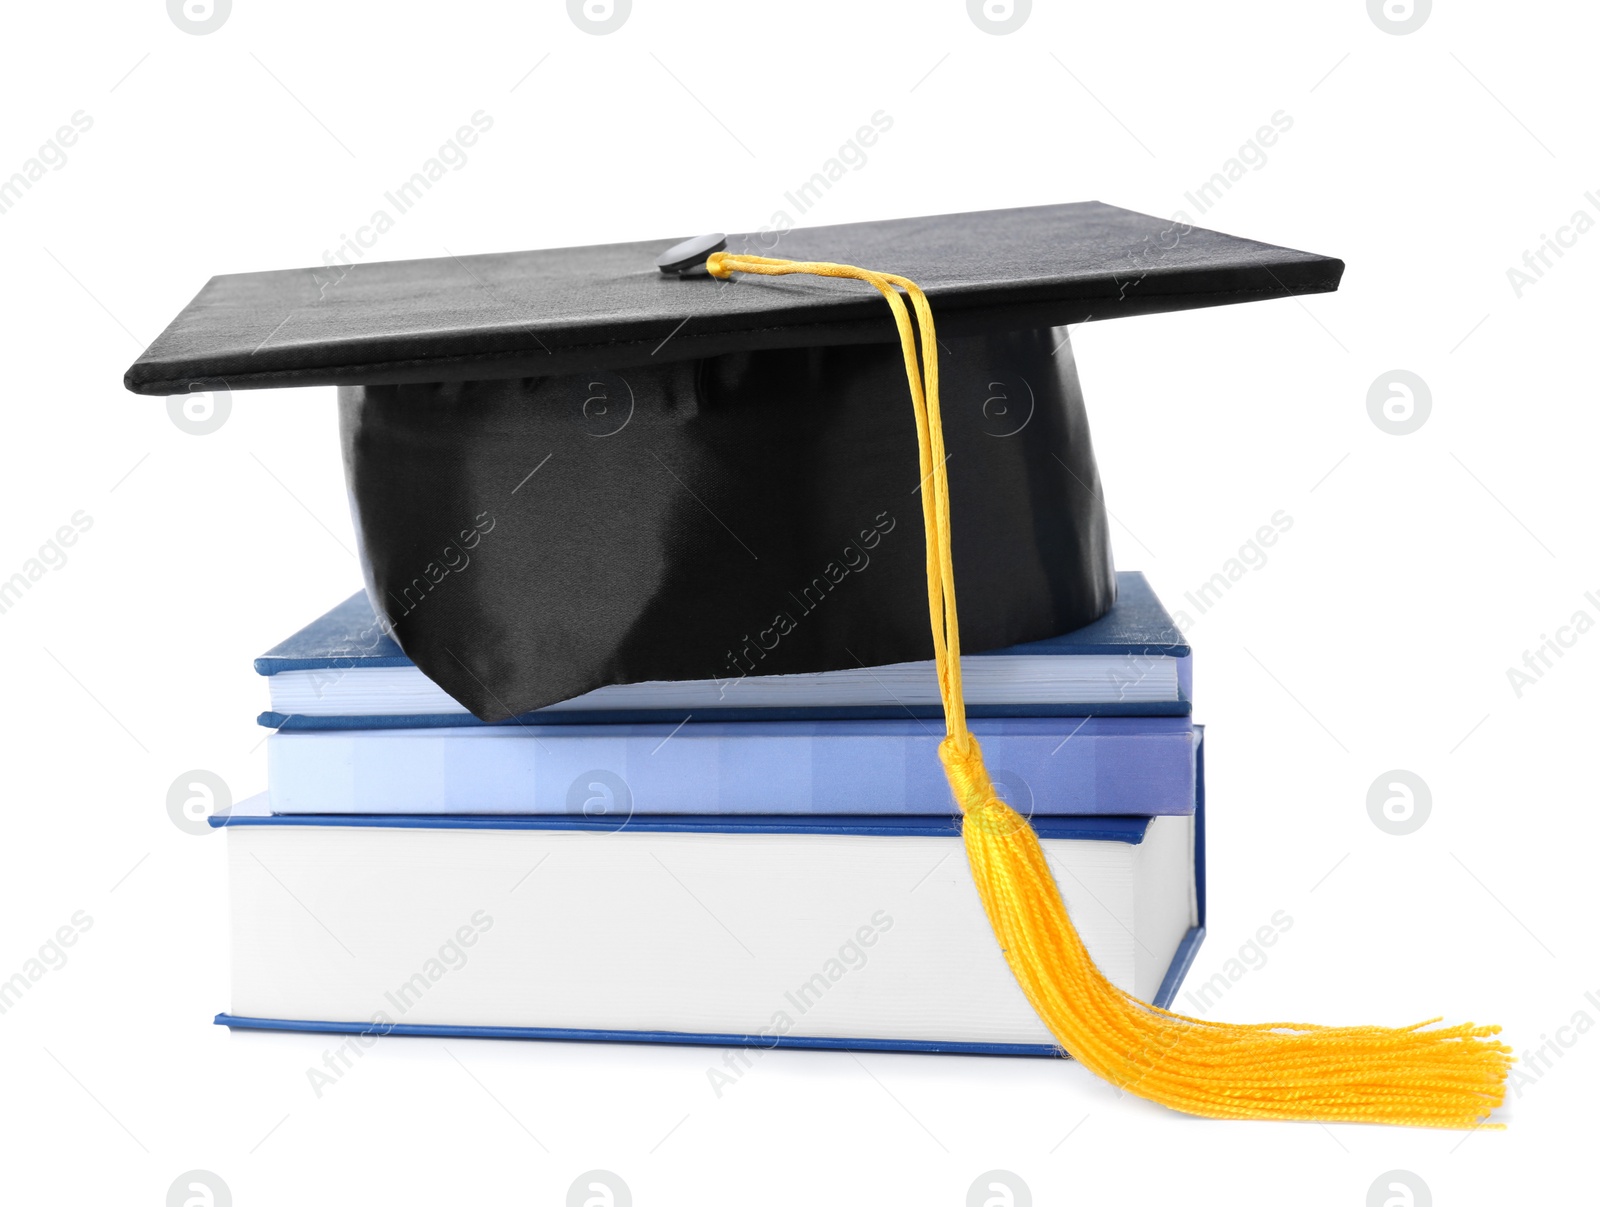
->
[1,1,1594,1202]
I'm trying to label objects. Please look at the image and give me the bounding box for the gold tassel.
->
[706,251,1512,1128]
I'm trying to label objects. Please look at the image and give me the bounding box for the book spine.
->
[266,724,1196,817]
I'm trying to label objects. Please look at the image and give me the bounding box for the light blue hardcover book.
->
[267,715,1196,817]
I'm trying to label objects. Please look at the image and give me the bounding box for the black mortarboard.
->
[124,202,1341,722]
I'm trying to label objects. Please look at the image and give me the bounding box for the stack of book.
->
[215,571,1204,1056]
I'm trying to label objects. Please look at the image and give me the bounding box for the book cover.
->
[266,716,1198,817]
[257,570,1193,727]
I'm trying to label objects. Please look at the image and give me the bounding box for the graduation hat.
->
[124,202,1337,721]
[126,202,1511,1126]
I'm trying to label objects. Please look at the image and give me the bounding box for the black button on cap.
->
[656,232,726,274]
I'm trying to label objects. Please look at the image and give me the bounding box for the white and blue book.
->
[256,571,1190,729]
[216,734,1205,1056]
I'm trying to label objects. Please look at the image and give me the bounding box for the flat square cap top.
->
[124,201,1342,394]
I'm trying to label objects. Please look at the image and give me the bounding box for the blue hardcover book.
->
[267,715,1196,816]
[256,570,1191,729]
[216,732,1206,1057]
